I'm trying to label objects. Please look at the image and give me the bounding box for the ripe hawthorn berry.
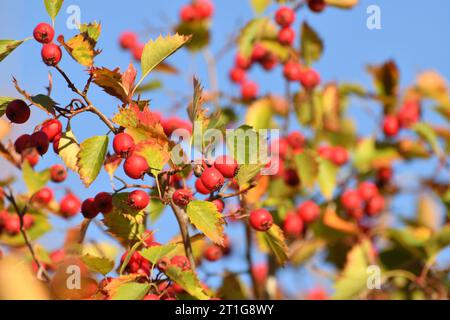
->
[121,251,143,274]
[358,182,378,201]
[398,100,420,128]
[366,194,385,216]
[41,119,62,142]
[214,155,239,178]
[251,43,267,62]
[229,67,246,84]
[124,155,149,179]
[297,200,320,223]
[59,193,81,218]
[283,61,302,81]
[172,189,193,206]
[241,81,259,101]
[180,4,196,22]
[4,215,21,235]
[260,54,278,71]
[143,294,160,300]
[119,31,138,50]
[50,164,67,183]
[161,117,193,137]
[287,131,305,151]
[127,190,149,210]
[283,213,304,238]
[113,132,135,158]
[94,192,113,214]
[341,189,362,211]
[210,198,225,213]
[252,263,268,283]
[52,133,61,154]
[203,245,223,262]
[377,166,393,184]
[275,6,296,27]
[195,178,210,195]
[299,68,321,90]
[235,53,251,70]
[30,131,50,156]
[23,148,40,167]
[192,0,214,19]
[200,167,225,192]
[170,255,190,271]
[307,0,327,13]
[32,187,54,206]
[6,100,30,124]
[81,198,100,219]
[41,43,62,66]
[278,27,295,46]
[33,22,55,44]
[331,146,349,166]
[132,44,144,61]
[14,134,32,154]
[249,208,274,232]
[383,115,399,137]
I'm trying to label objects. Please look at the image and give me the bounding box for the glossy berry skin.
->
[170,255,190,271]
[278,27,295,46]
[52,133,61,154]
[341,189,362,211]
[366,194,385,216]
[41,119,62,142]
[284,213,304,238]
[383,115,399,137]
[4,215,21,235]
[249,208,274,232]
[180,4,196,22]
[283,62,302,81]
[195,178,210,195]
[81,198,100,219]
[14,134,32,154]
[119,31,138,49]
[33,22,55,44]
[297,201,320,223]
[127,190,149,210]
[113,133,135,158]
[32,187,53,206]
[308,0,326,13]
[331,146,349,166]
[358,182,378,201]
[59,193,81,218]
[299,68,321,90]
[229,67,246,84]
[241,81,259,101]
[94,192,113,214]
[6,100,30,124]
[172,189,193,206]
[251,43,267,62]
[124,155,149,179]
[30,131,50,155]
[210,198,225,213]
[41,43,62,66]
[203,245,223,262]
[50,164,67,183]
[275,6,296,27]
[214,155,239,178]
[201,168,225,192]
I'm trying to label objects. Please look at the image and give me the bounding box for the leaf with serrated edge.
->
[186,200,224,245]
[165,265,210,300]
[77,135,109,187]
[294,150,318,189]
[81,254,114,276]
[0,39,28,62]
[58,127,80,172]
[260,224,288,266]
[110,282,150,300]
[140,244,177,264]
[44,0,64,22]
[301,22,324,66]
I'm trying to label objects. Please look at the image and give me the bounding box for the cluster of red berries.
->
[194,155,239,195]
[119,31,144,61]
[32,187,82,219]
[179,0,214,23]
[14,117,64,168]
[284,200,321,238]
[33,22,62,66]
[0,210,34,236]
[340,181,385,220]
[383,100,421,137]
[202,235,231,262]
[81,192,113,219]
[113,132,150,180]
[318,145,349,166]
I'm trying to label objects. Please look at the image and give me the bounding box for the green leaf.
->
[134,80,162,93]
[77,135,109,187]
[318,159,338,200]
[259,40,292,63]
[81,254,114,276]
[57,127,80,172]
[0,39,27,62]
[44,0,64,22]
[236,164,263,186]
[186,200,224,245]
[259,224,288,266]
[333,240,371,300]
[412,122,444,158]
[0,97,15,117]
[22,162,50,196]
[79,22,101,42]
[301,22,324,66]
[110,282,150,300]
[31,94,57,113]
[134,141,169,177]
[245,98,274,130]
[175,21,209,52]
[290,239,325,266]
[135,34,191,91]
[217,272,247,300]
[238,18,277,59]
[140,244,177,264]
[149,195,165,223]
[294,150,319,188]
[250,0,272,14]
[165,265,210,300]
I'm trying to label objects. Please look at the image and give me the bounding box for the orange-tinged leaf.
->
[323,207,359,234]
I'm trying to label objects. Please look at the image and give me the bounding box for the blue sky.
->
[0,0,449,297]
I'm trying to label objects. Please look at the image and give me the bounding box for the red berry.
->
[172,189,193,206]
[271,138,289,159]
[331,146,349,166]
[124,155,149,179]
[241,81,259,100]
[284,213,304,237]
[127,190,149,210]
[53,133,61,154]
[366,194,385,216]
[214,155,239,178]
[193,0,214,19]
[299,68,321,90]
[283,61,302,81]
[180,4,196,22]
[210,198,225,213]
[161,117,193,137]
[132,44,144,61]
[113,133,135,158]
[33,22,55,44]
[81,198,100,219]
[249,208,273,232]
[203,245,223,262]
[229,67,246,84]
[32,187,53,206]
[4,215,21,235]
[195,178,210,195]
[383,115,399,137]
[201,167,225,192]
[14,134,32,154]
[287,131,305,151]
[23,149,40,167]
[41,119,62,142]
[398,100,420,128]
[170,255,190,271]
[308,0,327,13]
[121,251,142,273]
[30,131,50,156]
[251,43,267,62]
[94,192,113,214]
[275,6,296,27]
[143,294,160,300]
[278,27,295,46]
[143,230,157,247]
[318,145,333,160]
[297,201,320,223]
[119,31,138,50]
[50,164,67,183]
[260,54,278,71]
[252,263,268,283]
[284,168,300,187]
[358,182,378,201]
[341,189,362,211]
[6,100,30,124]
[377,166,393,184]
[50,249,66,265]
[41,43,62,66]
[59,193,81,218]
[235,54,251,70]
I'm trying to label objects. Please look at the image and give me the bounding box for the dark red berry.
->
[53,133,61,154]
[14,134,32,154]
[284,168,300,187]
[128,190,149,210]
[94,192,113,214]
[124,155,149,179]
[235,54,251,70]
[287,131,305,151]
[50,164,67,183]
[249,208,273,232]
[172,189,193,206]
[41,119,62,142]
[33,22,55,44]
[81,198,100,219]
[113,133,135,158]
[200,167,225,192]
[41,43,62,66]
[307,0,326,13]
[6,100,30,124]
[30,131,50,155]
